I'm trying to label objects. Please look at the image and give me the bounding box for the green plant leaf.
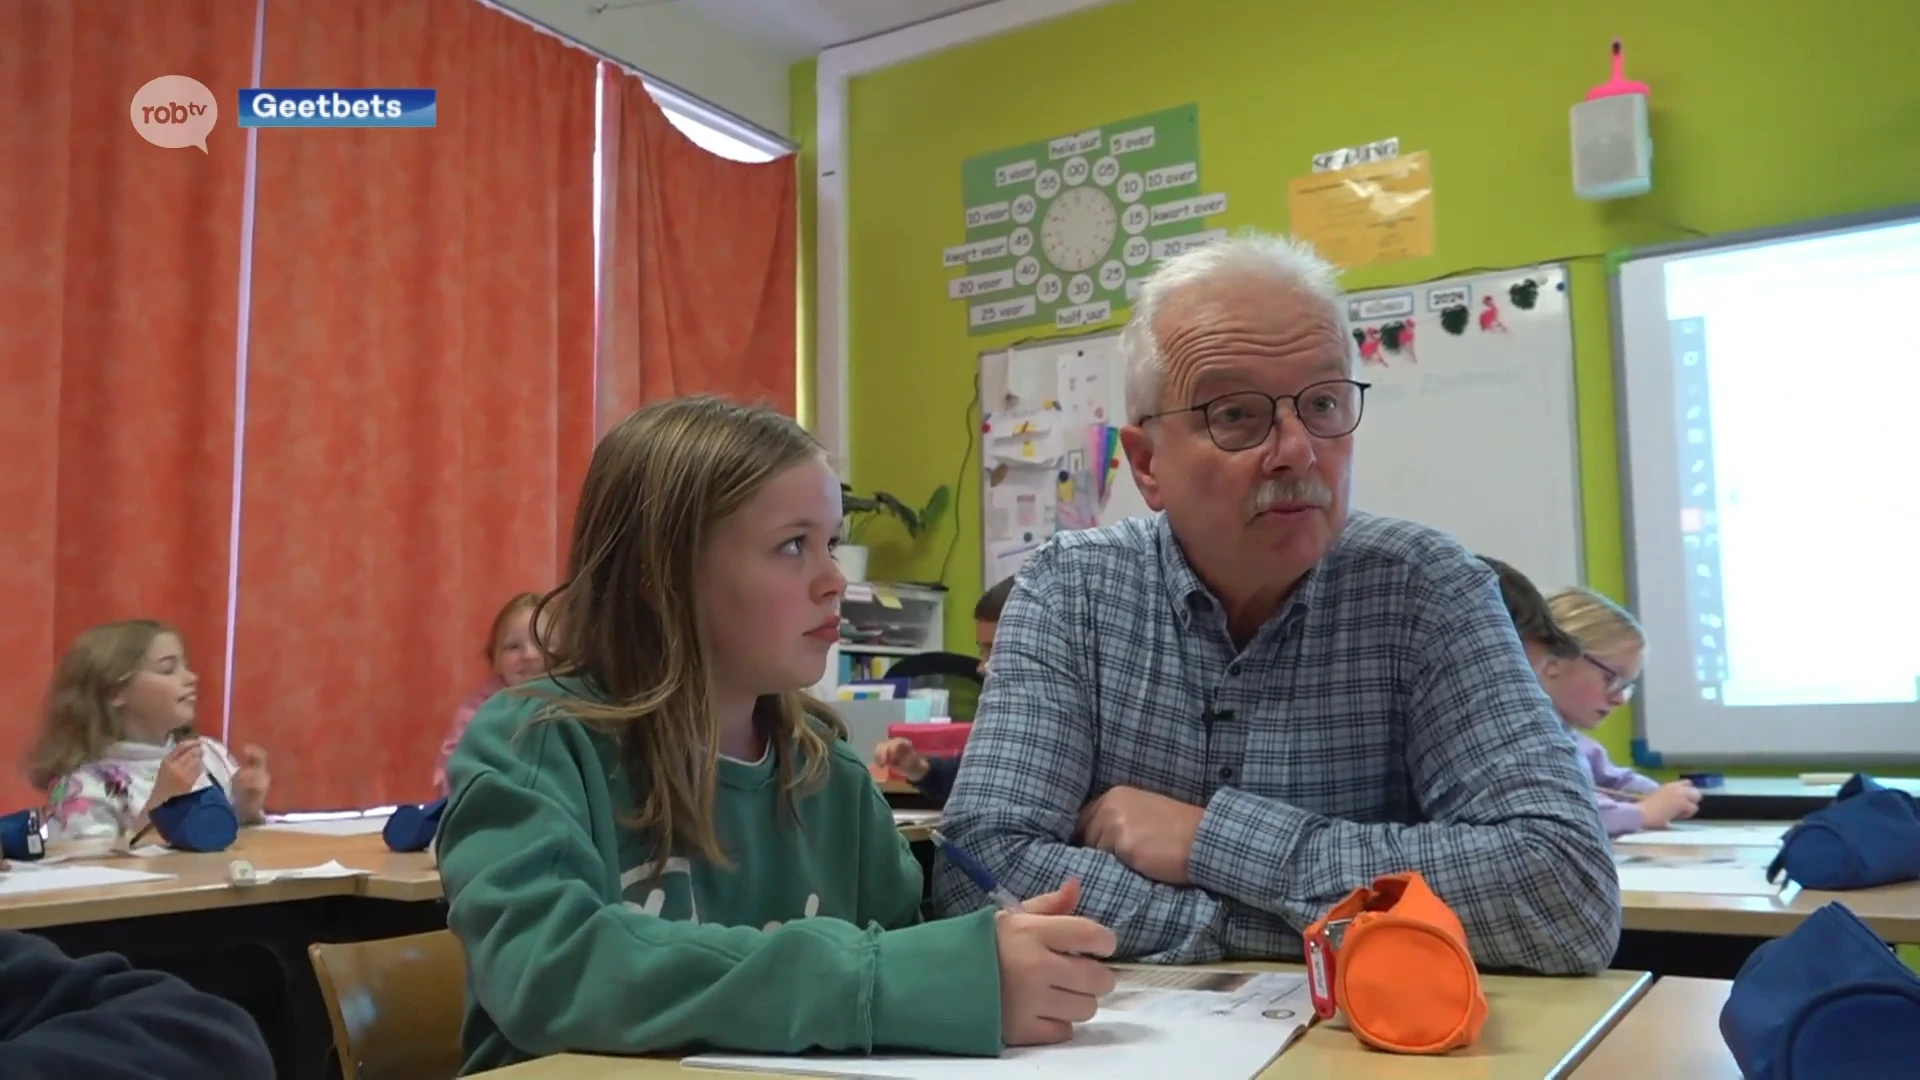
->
[918,485,951,535]
[872,492,917,535]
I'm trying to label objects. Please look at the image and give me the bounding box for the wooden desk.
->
[2,813,939,925]
[0,829,372,930]
[1615,827,1920,943]
[1570,977,1738,1078]
[471,966,1651,1080]
[1699,776,1920,821]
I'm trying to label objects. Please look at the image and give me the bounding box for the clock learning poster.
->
[947,104,1227,336]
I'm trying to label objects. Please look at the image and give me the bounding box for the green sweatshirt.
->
[438,677,1002,1075]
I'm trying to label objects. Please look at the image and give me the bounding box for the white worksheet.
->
[0,863,173,896]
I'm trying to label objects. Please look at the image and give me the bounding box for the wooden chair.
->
[307,930,467,1080]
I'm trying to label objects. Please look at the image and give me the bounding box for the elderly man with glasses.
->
[932,233,1619,976]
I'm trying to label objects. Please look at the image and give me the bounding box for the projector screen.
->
[1613,206,1920,764]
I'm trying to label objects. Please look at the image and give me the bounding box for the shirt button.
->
[1218,765,1235,781]
[1227,661,1242,676]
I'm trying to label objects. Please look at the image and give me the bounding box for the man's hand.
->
[1078,786,1204,885]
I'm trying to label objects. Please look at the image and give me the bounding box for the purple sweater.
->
[1573,731,1660,836]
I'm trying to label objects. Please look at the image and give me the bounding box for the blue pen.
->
[930,829,1025,912]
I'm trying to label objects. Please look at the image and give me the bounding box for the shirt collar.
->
[1154,511,1329,634]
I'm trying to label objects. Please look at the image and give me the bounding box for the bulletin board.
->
[976,264,1583,595]
[977,328,1148,586]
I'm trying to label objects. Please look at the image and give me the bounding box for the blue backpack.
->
[148,784,240,853]
[1721,902,1920,1079]
[1766,774,1920,891]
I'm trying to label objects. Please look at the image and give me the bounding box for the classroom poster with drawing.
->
[948,104,1228,336]
[979,330,1151,586]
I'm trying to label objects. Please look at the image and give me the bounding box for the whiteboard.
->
[978,329,1148,588]
[977,265,1583,594]
[1346,264,1584,592]
[1613,206,1920,764]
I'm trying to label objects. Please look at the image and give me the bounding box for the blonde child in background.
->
[1481,558,1701,834]
[433,592,548,795]
[29,620,271,849]
[436,397,1115,1074]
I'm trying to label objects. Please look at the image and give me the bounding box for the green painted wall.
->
[833,0,1917,769]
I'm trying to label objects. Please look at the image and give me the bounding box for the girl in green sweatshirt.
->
[437,396,1115,1075]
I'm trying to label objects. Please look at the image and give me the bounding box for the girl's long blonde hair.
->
[28,620,184,791]
[1546,586,1646,657]
[532,396,843,866]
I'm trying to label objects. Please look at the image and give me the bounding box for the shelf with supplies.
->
[836,581,945,655]
[838,644,922,657]
[817,581,948,693]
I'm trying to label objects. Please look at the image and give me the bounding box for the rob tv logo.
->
[129,75,218,153]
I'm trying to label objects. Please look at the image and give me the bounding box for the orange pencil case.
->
[1302,871,1487,1055]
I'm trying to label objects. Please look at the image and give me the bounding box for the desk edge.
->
[1546,971,1655,1080]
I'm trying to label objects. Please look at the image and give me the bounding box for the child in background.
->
[29,621,271,847]
[871,576,1013,805]
[436,397,1113,1074]
[1481,558,1701,835]
[433,592,548,794]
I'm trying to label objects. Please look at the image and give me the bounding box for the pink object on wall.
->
[1587,39,1650,101]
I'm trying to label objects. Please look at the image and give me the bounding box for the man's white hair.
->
[1119,232,1346,422]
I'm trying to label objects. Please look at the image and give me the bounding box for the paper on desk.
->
[1615,823,1789,848]
[890,810,942,826]
[252,860,366,883]
[1614,861,1782,896]
[684,1009,1298,1080]
[259,815,393,837]
[0,863,173,896]
[1104,967,1314,1024]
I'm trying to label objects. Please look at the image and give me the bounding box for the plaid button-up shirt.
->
[932,512,1619,975]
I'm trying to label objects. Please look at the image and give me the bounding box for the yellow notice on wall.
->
[1286,150,1435,269]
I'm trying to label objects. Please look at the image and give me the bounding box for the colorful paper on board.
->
[1287,150,1436,270]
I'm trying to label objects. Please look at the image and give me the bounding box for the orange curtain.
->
[0,0,255,812]
[600,69,798,425]
[231,0,598,809]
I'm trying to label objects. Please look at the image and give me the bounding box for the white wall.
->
[494,0,793,137]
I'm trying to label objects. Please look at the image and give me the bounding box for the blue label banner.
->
[237,89,435,128]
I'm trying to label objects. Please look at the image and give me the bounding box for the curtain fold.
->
[232,0,598,809]
[0,0,255,811]
[599,69,799,426]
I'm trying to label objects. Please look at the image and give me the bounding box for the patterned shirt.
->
[931,512,1620,975]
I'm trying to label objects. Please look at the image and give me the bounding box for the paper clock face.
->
[1040,186,1119,273]
[953,104,1217,336]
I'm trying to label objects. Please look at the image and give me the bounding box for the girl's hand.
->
[233,745,271,818]
[146,740,206,809]
[872,737,931,782]
[1639,781,1702,829]
[996,879,1117,1046]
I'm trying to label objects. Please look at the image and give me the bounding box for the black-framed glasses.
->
[1584,653,1636,699]
[1138,380,1371,452]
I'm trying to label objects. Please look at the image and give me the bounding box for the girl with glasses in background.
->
[1482,558,1702,835]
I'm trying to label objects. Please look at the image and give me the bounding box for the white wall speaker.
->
[1572,92,1653,201]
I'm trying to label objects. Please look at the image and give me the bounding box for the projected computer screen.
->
[1615,210,1920,762]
